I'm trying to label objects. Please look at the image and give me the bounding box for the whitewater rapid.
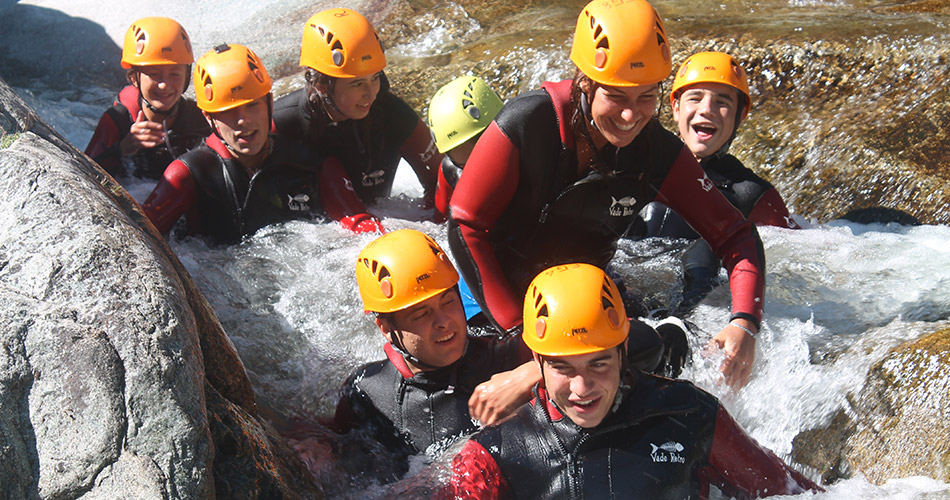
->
[4,0,950,498]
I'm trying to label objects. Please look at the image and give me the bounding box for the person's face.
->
[672,82,741,159]
[206,95,271,157]
[584,80,659,148]
[539,347,622,428]
[379,289,468,372]
[446,135,479,165]
[134,64,188,112]
[328,71,382,121]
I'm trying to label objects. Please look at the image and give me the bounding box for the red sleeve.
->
[704,405,822,498]
[399,117,443,207]
[319,156,384,233]
[84,112,124,175]
[142,160,198,235]
[748,187,799,229]
[445,440,510,500]
[655,146,765,324]
[448,121,523,330]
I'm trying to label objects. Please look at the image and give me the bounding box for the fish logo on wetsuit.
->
[362,169,386,187]
[609,196,638,217]
[650,441,686,464]
[287,193,312,211]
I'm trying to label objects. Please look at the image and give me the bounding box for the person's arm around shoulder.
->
[469,360,540,426]
[706,404,823,498]
[142,158,198,235]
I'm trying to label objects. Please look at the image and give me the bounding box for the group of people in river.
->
[85,0,817,497]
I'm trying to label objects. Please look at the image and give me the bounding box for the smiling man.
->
[322,229,534,481]
[444,263,823,499]
[642,51,799,311]
[142,43,382,244]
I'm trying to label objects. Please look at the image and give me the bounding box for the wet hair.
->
[569,71,655,200]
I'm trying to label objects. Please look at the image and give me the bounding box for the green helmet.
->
[427,76,503,154]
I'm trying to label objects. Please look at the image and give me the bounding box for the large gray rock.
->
[793,327,950,485]
[0,77,322,498]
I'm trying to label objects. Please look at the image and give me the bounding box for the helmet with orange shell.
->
[355,229,459,314]
[299,8,387,79]
[121,17,194,69]
[569,0,672,87]
[671,51,752,120]
[193,43,273,114]
[522,263,629,357]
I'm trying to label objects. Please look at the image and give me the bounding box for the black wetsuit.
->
[332,337,530,480]
[271,81,440,206]
[446,371,822,499]
[142,133,323,244]
[640,153,796,311]
[448,80,765,332]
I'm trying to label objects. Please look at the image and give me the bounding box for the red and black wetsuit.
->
[640,153,798,311]
[142,133,376,243]
[272,79,441,209]
[446,371,822,499]
[448,80,765,331]
[642,152,798,238]
[332,335,531,480]
[84,85,210,179]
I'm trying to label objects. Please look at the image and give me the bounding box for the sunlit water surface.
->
[7,0,950,497]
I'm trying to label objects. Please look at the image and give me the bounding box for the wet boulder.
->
[0,77,322,498]
[793,326,950,485]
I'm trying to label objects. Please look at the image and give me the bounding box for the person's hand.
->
[468,361,540,426]
[340,213,385,234]
[705,319,756,390]
[120,110,165,156]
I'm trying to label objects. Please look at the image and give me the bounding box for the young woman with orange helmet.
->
[448,0,766,389]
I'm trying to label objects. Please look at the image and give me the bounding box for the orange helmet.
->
[193,44,273,113]
[523,264,629,357]
[356,229,459,313]
[299,8,387,79]
[121,17,194,69]
[570,0,671,87]
[671,51,752,119]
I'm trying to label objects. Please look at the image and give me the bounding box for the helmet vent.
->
[596,36,609,51]
[378,265,391,280]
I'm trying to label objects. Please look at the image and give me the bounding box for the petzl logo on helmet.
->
[416,272,431,283]
[230,85,244,95]
[571,327,588,335]
[361,55,373,62]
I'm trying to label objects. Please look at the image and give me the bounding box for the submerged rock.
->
[0,77,323,498]
[793,326,950,485]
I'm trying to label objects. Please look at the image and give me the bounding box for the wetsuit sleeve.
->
[141,160,197,235]
[399,117,442,208]
[655,146,765,325]
[747,187,797,229]
[84,111,124,175]
[319,156,384,233]
[703,404,823,497]
[449,121,523,330]
[445,439,510,499]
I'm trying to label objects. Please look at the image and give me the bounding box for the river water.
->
[3,0,950,498]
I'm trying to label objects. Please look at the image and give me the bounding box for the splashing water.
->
[5,0,950,497]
